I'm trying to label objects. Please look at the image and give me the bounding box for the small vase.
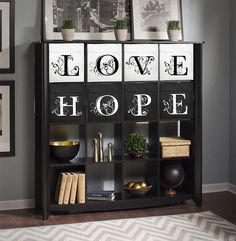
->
[114,29,128,41]
[61,29,75,41]
[167,30,181,41]
[107,143,112,162]
[93,138,98,163]
[97,132,104,162]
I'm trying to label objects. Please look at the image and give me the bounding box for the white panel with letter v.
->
[125,44,159,81]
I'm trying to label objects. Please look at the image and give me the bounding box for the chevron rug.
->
[0,211,235,241]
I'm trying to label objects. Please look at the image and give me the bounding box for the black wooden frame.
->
[0,0,14,73]
[35,40,203,220]
[130,0,184,41]
[0,80,15,157]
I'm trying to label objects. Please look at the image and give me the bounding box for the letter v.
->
[132,56,153,75]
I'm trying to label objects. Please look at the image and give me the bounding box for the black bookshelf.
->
[35,40,203,220]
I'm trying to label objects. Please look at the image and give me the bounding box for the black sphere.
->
[161,164,185,189]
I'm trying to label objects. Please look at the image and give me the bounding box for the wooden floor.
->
[0,192,235,229]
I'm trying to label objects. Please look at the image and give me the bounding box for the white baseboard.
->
[0,184,235,211]
[202,183,230,193]
[0,199,35,211]
[229,183,236,194]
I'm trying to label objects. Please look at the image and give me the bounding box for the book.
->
[69,173,79,204]
[77,173,85,204]
[63,173,73,205]
[55,172,67,205]
[87,195,115,201]
[87,191,115,198]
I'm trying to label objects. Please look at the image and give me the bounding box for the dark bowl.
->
[50,141,80,162]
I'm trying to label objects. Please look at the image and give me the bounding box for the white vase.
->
[167,30,181,41]
[61,29,75,41]
[114,29,128,41]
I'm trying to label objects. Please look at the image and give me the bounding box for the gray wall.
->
[230,1,236,185]
[0,0,40,201]
[183,0,230,184]
[0,0,231,202]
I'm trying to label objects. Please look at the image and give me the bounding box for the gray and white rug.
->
[0,211,235,241]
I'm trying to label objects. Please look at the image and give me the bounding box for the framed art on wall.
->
[0,81,15,157]
[43,0,130,40]
[131,0,183,40]
[0,0,14,73]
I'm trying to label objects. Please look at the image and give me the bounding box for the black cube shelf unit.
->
[35,40,203,220]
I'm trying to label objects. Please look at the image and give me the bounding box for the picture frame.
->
[0,81,15,157]
[43,0,130,41]
[0,0,14,73]
[131,0,183,40]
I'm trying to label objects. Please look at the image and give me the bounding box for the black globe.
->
[161,164,185,189]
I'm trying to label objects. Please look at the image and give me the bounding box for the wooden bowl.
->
[50,141,80,162]
[124,185,152,196]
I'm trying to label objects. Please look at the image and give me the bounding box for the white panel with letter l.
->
[49,44,84,83]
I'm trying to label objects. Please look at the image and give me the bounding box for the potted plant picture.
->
[114,19,128,41]
[166,20,182,41]
[125,133,147,159]
[61,19,75,41]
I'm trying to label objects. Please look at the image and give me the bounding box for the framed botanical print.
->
[0,0,14,73]
[49,43,84,83]
[131,0,183,40]
[0,81,15,157]
[43,0,130,40]
[87,44,122,82]
[124,44,159,81]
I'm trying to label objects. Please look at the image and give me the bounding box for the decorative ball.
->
[161,164,185,189]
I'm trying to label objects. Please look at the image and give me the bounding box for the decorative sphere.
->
[161,164,185,189]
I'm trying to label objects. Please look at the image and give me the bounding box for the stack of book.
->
[87,191,115,201]
[55,172,85,205]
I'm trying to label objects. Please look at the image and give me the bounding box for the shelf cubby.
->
[49,166,86,205]
[86,163,123,201]
[86,123,123,163]
[49,124,86,163]
[123,161,158,199]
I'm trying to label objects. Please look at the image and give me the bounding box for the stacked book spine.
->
[87,191,115,201]
[55,172,85,205]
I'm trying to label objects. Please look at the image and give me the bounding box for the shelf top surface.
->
[35,40,204,45]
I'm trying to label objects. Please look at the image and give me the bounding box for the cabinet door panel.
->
[49,44,84,83]
[88,83,122,122]
[87,44,122,82]
[124,44,159,81]
[160,82,194,120]
[49,83,85,123]
[160,44,194,81]
[125,83,158,121]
